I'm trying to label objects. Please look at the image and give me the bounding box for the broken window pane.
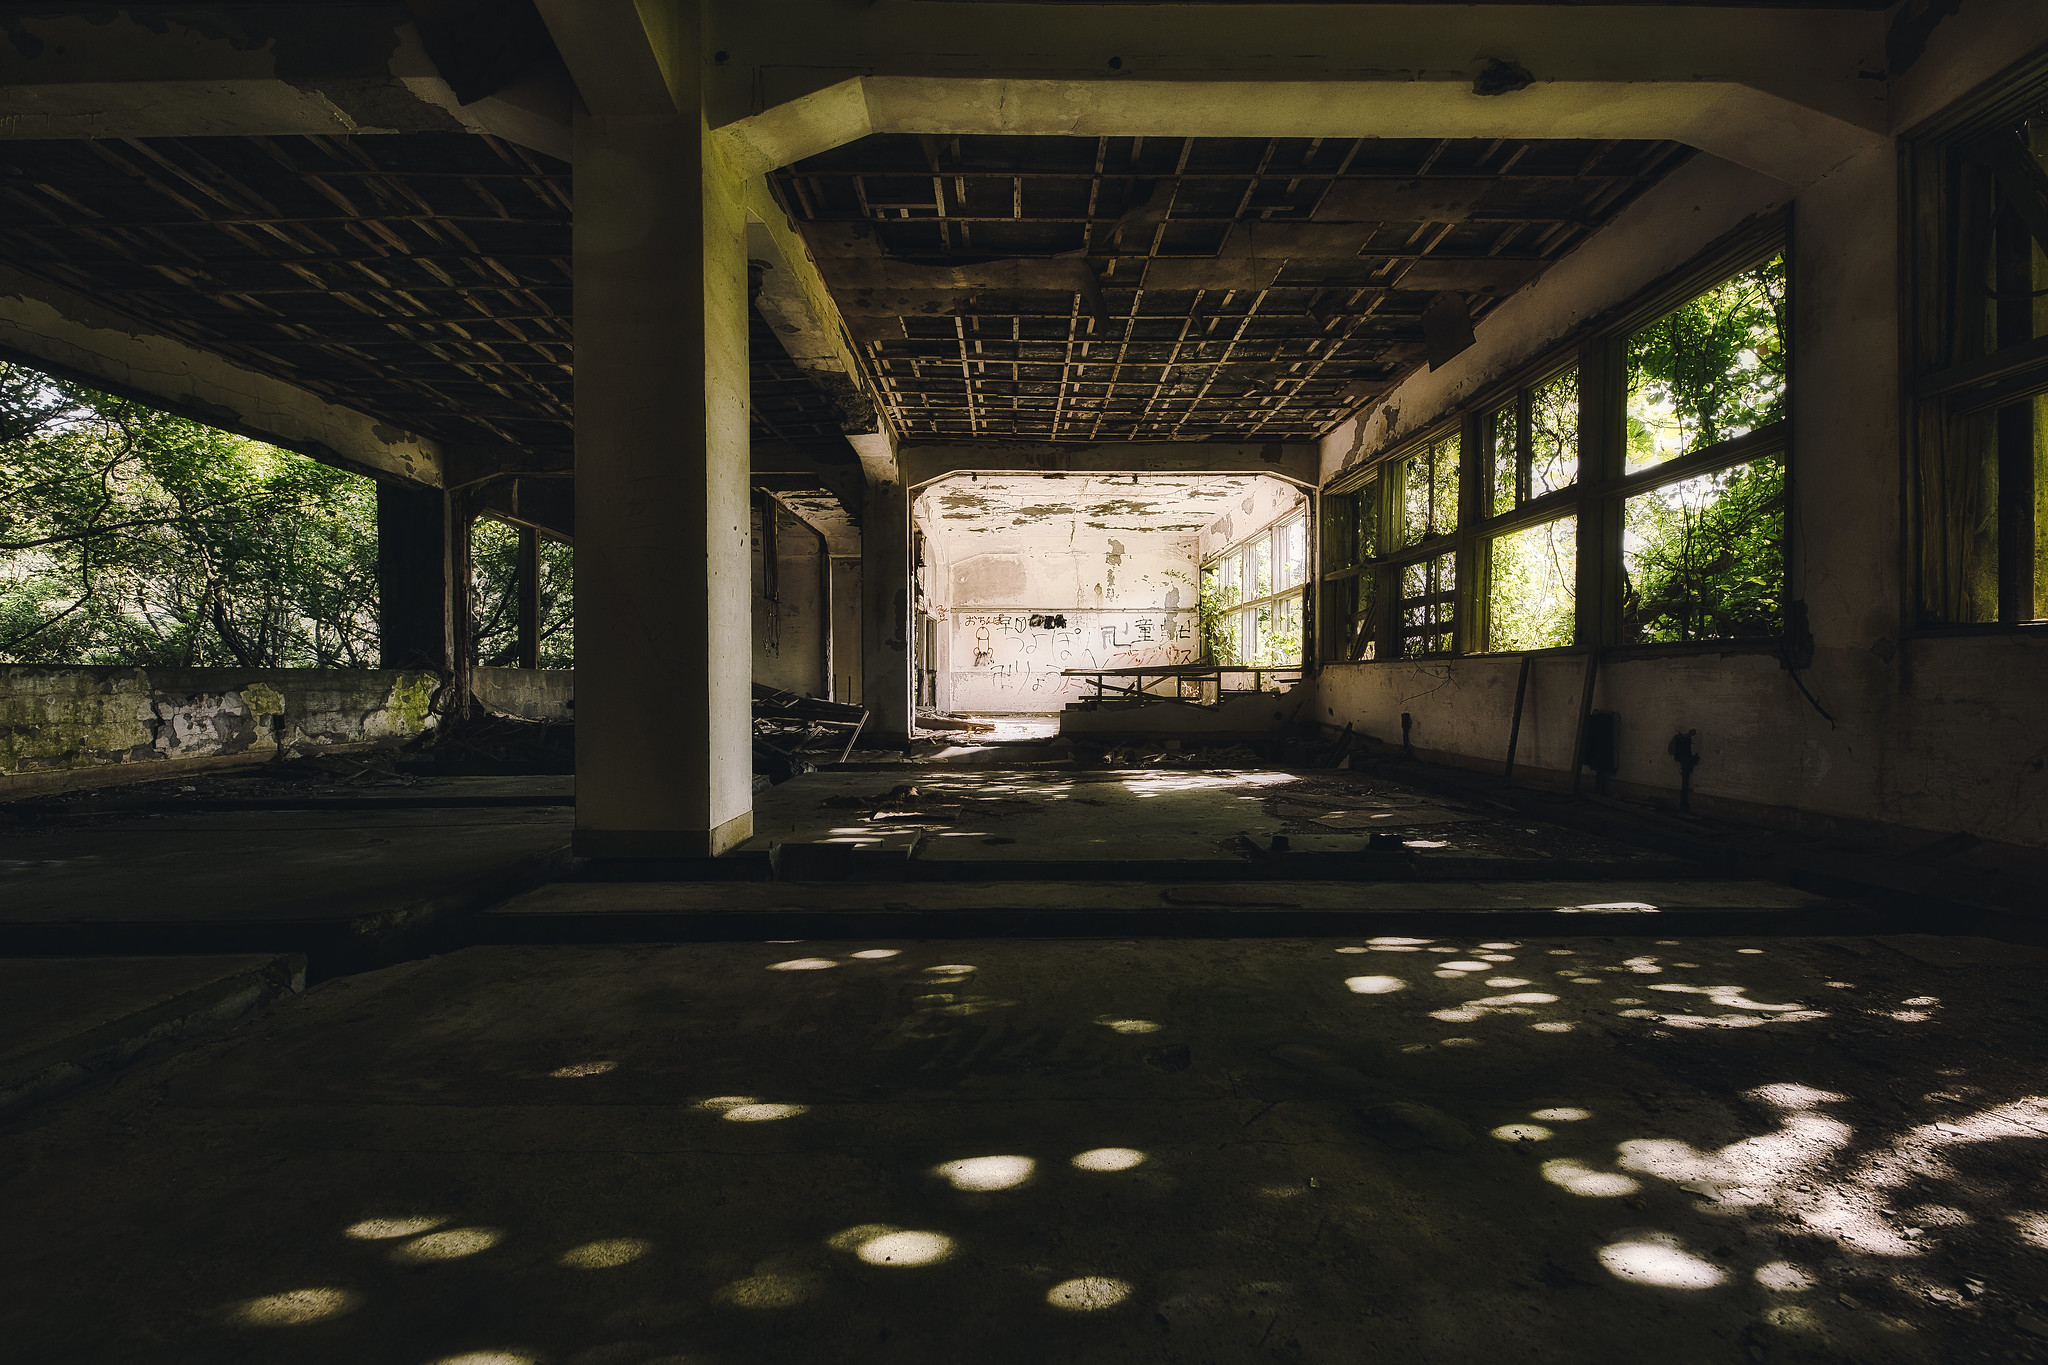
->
[1939,392,2048,623]
[1626,254,1787,473]
[1398,551,1456,656]
[1488,404,1517,517]
[1622,456,1785,643]
[1530,369,1579,496]
[1489,516,1577,650]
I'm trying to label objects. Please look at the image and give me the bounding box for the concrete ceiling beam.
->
[530,0,679,117]
[900,440,1319,490]
[751,475,862,557]
[744,179,884,439]
[0,262,445,487]
[0,5,571,158]
[719,73,1884,192]
[477,474,573,541]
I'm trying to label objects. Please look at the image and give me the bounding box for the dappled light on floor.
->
[828,1225,956,1267]
[227,1287,361,1326]
[426,1353,538,1365]
[558,1238,650,1268]
[934,1155,1036,1191]
[345,1216,446,1240]
[1597,1235,1728,1289]
[767,957,837,971]
[389,1228,503,1264]
[549,1060,615,1078]
[1046,1277,1131,1311]
[1344,975,1406,994]
[1094,1015,1161,1033]
[1071,1147,1146,1172]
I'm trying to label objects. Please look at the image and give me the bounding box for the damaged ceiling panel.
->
[773,133,1690,443]
[917,472,1281,538]
[0,133,840,459]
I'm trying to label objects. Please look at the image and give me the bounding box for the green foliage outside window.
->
[1622,458,1785,643]
[1489,517,1576,650]
[1626,254,1787,472]
[470,519,576,669]
[1199,563,1240,665]
[0,363,381,666]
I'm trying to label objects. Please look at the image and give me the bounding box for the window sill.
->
[1904,621,2048,641]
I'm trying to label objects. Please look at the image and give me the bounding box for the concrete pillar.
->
[830,556,862,704]
[860,476,913,745]
[515,525,541,670]
[572,100,753,856]
[376,482,454,671]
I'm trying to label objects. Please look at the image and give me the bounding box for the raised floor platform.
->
[0,774,572,970]
[483,877,1887,941]
[0,952,301,1117]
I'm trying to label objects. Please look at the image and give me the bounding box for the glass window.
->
[1489,517,1576,651]
[1626,254,1787,473]
[1278,517,1306,588]
[1487,404,1517,517]
[1529,369,1579,496]
[1622,456,1785,643]
[1398,550,1456,656]
[1250,537,1271,597]
[1401,433,1460,543]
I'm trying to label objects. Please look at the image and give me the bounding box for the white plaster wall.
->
[1312,128,2048,848]
[931,527,1200,712]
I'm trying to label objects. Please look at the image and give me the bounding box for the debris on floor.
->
[753,685,869,782]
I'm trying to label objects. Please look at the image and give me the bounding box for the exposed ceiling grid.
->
[772,132,1690,443]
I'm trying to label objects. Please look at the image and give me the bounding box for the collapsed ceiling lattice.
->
[772,133,1691,444]
[0,132,849,459]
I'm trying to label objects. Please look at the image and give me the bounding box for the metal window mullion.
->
[1577,337,1625,648]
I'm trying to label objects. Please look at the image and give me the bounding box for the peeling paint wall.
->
[0,666,440,788]
[1198,479,1306,561]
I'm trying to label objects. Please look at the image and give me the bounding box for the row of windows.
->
[1322,249,1789,660]
[1201,511,1307,667]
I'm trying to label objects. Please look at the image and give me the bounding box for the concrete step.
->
[0,953,302,1119]
[474,878,1900,943]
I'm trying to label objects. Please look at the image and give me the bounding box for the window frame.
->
[1201,505,1310,667]
[1321,218,1794,663]
[1902,54,2048,632]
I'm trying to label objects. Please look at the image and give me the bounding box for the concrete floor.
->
[3,933,2044,1364]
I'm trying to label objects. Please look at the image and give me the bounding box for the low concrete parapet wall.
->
[0,665,440,795]
[472,667,574,722]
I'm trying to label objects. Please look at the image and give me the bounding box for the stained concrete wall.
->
[927,530,1199,713]
[472,668,574,723]
[752,500,830,698]
[1313,96,2048,847]
[0,666,439,795]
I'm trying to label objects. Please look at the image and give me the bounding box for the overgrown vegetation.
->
[1626,254,1788,469]
[1199,564,1240,665]
[1620,256,1789,641]
[0,363,381,666]
[0,362,572,668]
[1622,458,1786,643]
[470,518,575,669]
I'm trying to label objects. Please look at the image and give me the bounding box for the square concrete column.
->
[860,475,913,746]
[573,107,753,857]
[376,482,454,672]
